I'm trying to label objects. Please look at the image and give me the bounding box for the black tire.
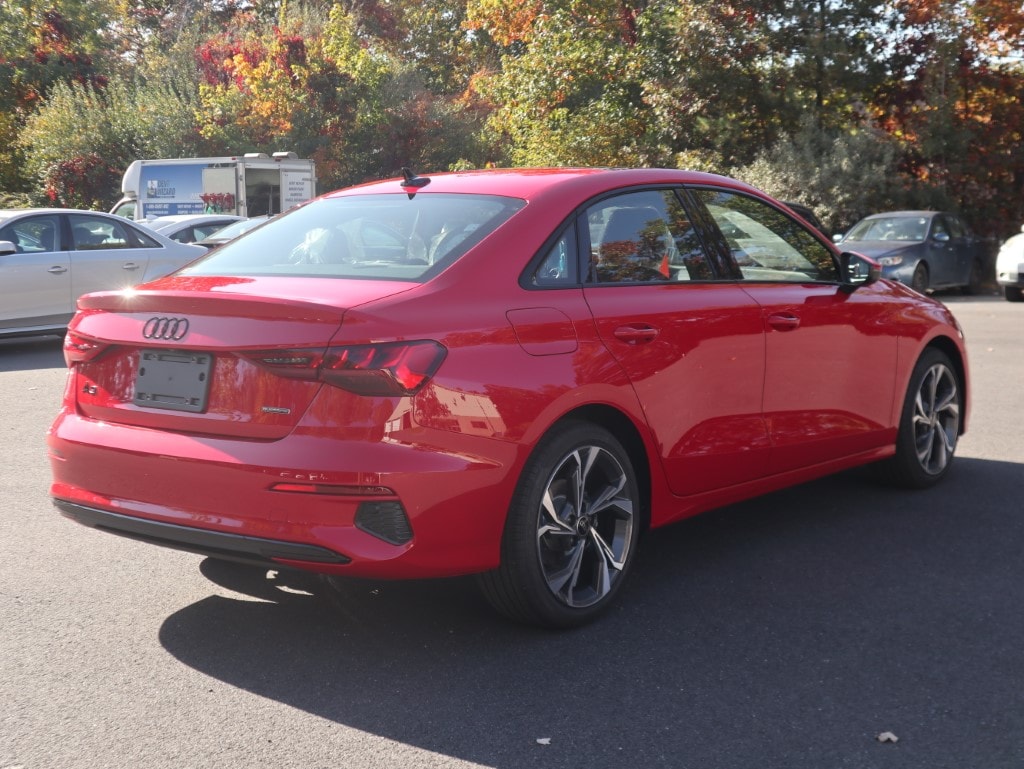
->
[911,263,929,293]
[477,421,641,629]
[961,258,984,295]
[1005,286,1023,302]
[877,348,962,489]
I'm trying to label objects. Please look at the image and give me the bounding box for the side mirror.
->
[839,251,881,291]
[831,233,844,244]
[932,231,950,243]
[0,240,16,256]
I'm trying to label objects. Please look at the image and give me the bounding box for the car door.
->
[66,213,152,300]
[0,213,72,332]
[688,187,898,475]
[579,188,771,496]
[924,215,959,286]
[943,214,974,285]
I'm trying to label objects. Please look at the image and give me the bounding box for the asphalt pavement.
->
[1,293,1021,769]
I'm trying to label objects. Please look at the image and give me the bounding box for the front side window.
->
[690,189,838,282]
[945,215,967,239]
[585,189,713,284]
[0,215,60,253]
[181,193,525,281]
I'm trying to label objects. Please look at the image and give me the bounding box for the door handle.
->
[47,266,68,274]
[122,262,140,271]
[613,325,659,345]
[767,313,800,331]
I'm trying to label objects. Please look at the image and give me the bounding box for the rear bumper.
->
[48,408,521,578]
[55,499,350,568]
[995,253,1022,286]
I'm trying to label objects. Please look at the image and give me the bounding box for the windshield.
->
[845,216,929,243]
[181,193,525,281]
[204,216,269,241]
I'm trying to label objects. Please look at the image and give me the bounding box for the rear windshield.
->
[180,193,525,281]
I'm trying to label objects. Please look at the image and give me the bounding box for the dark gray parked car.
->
[835,211,984,293]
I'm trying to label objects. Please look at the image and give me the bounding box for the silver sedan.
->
[0,208,206,338]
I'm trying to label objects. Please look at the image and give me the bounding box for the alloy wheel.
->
[536,445,635,608]
[912,362,960,475]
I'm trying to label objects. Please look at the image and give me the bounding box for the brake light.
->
[63,332,110,366]
[245,341,447,396]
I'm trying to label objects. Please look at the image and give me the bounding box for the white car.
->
[0,209,205,338]
[995,225,1024,302]
[143,214,245,244]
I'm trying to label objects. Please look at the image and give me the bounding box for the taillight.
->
[63,332,110,366]
[245,341,447,396]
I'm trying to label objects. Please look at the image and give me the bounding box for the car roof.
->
[147,214,241,225]
[146,214,244,232]
[0,208,140,225]
[194,215,271,244]
[0,208,125,215]
[327,167,763,203]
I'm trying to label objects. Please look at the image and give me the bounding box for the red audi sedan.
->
[48,168,969,628]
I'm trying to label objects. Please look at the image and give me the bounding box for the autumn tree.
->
[872,0,1024,237]
[0,0,119,196]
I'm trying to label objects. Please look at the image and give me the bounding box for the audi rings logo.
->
[142,317,190,341]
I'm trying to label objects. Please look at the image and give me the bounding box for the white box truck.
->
[111,152,317,221]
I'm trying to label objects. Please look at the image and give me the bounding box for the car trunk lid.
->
[68,276,416,439]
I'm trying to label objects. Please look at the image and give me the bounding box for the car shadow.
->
[0,335,65,372]
[158,457,1024,768]
[933,288,1003,302]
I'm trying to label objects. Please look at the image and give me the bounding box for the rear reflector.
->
[269,483,395,496]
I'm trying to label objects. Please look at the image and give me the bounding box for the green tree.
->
[470,1,659,167]
[319,3,493,183]
[734,116,907,235]
[20,76,205,208]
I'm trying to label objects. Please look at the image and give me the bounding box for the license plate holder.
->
[134,350,213,413]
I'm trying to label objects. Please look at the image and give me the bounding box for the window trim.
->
[520,184,733,291]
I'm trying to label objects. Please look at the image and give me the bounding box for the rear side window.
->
[67,215,146,251]
[690,189,838,282]
[531,228,578,286]
[181,194,525,281]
